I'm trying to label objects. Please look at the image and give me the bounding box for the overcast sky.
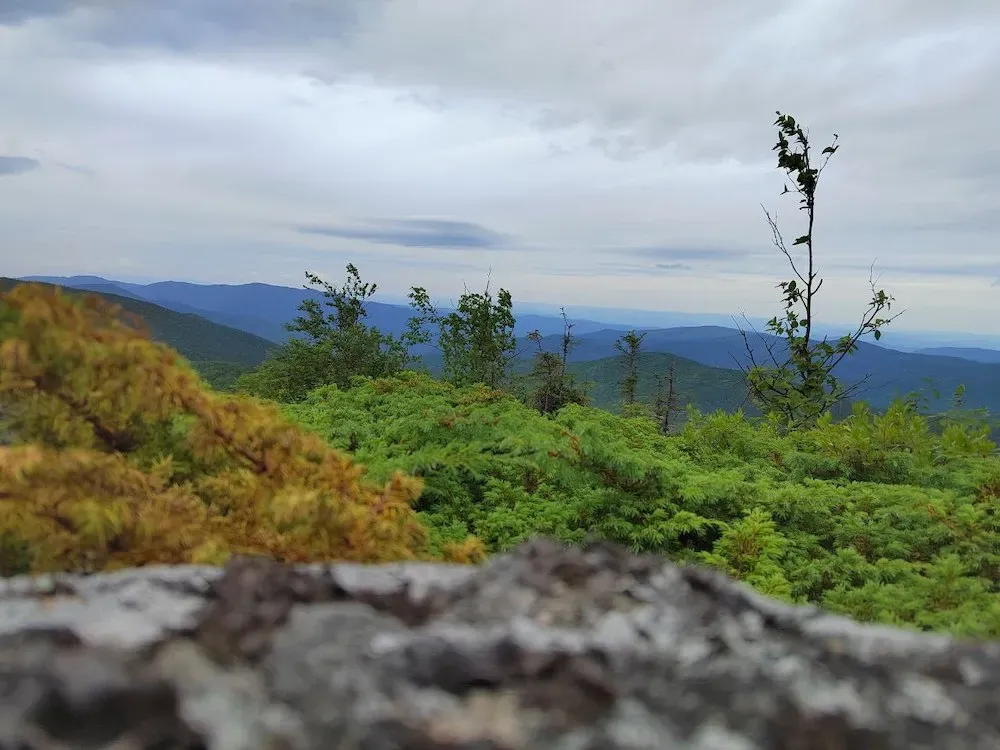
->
[1,1,998,332]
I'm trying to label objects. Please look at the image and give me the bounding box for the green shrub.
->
[281,371,1000,637]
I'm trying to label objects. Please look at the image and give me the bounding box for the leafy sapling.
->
[738,112,903,429]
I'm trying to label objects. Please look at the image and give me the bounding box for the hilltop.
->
[1,278,276,389]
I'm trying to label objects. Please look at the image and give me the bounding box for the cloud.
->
[1,0,368,49]
[0,0,70,26]
[655,263,694,271]
[55,162,95,177]
[0,0,998,333]
[627,247,758,263]
[561,261,697,278]
[297,218,509,249]
[0,156,40,175]
[833,260,1000,279]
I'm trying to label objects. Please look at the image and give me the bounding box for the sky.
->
[1,1,998,334]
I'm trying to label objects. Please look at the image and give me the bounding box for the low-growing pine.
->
[0,283,481,574]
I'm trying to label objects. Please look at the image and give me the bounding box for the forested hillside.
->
[0,277,275,389]
[563,352,755,416]
[27,274,1000,415]
[525,327,1000,414]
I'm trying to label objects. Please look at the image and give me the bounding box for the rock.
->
[2,538,1000,749]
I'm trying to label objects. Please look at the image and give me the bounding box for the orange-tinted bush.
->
[0,283,481,574]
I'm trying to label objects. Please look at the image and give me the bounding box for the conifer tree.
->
[524,309,587,414]
[652,361,681,433]
[615,330,646,407]
[0,283,482,574]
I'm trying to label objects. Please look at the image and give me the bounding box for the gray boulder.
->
[2,537,1000,749]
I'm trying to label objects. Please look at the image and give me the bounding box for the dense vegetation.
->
[282,372,1000,636]
[4,112,1000,639]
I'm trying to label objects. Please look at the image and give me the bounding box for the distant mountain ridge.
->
[17,274,1000,414]
[915,347,1000,364]
[23,275,314,343]
[2,278,277,390]
[27,273,1000,350]
[525,327,1000,413]
[21,275,635,343]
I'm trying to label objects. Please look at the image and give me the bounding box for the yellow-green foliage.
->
[0,283,484,574]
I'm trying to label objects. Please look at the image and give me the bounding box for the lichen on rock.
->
[3,538,1000,749]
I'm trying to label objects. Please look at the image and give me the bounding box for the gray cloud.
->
[11,0,371,50]
[297,219,509,249]
[571,261,696,278]
[333,1,1000,174]
[0,0,70,26]
[590,134,645,162]
[832,260,1000,279]
[655,263,693,271]
[18,1,1000,179]
[56,162,95,177]
[627,247,757,263]
[0,156,40,175]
